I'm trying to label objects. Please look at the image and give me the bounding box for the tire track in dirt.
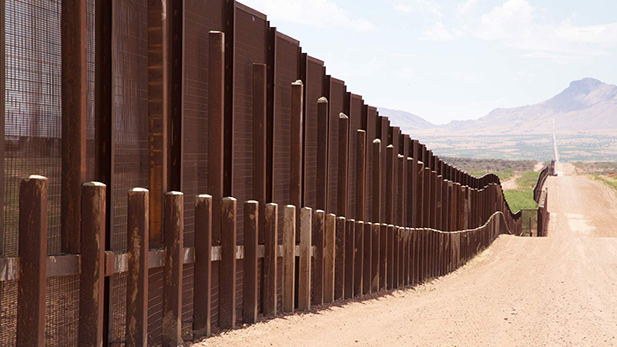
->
[192,163,617,347]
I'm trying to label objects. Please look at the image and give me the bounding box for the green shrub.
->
[504,190,537,212]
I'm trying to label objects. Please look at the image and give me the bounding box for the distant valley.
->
[379,78,617,162]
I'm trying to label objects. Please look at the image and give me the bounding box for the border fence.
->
[1,1,528,346]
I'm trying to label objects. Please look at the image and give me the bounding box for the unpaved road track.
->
[194,163,617,347]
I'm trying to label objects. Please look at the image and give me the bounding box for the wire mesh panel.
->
[378,116,389,223]
[181,0,224,337]
[391,127,401,224]
[364,107,376,222]
[326,78,346,216]
[111,0,149,343]
[273,31,300,312]
[4,0,62,257]
[0,280,17,346]
[233,3,269,323]
[86,0,96,182]
[346,94,363,219]
[302,56,324,211]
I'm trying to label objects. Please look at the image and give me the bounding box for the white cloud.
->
[394,0,443,17]
[475,0,617,62]
[398,67,415,79]
[476,0,534,40]
[511,71,535,82]
[458,0,479,15]
[420,22,457,41]
[454,71,483,82]
[241,0,375,32]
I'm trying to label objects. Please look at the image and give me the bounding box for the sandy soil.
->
[534,161,545,172]
[194,163,617,347]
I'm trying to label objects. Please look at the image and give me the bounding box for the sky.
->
[239,0,617,125]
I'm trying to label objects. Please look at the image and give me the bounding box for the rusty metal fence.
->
[1,1,524,346]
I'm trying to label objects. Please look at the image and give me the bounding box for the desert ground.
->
[193,162,617,346]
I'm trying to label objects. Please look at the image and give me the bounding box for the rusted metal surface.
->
[298,207,312,311]
[316,97,329,211]
[372,139,382,223]
[337,113,349,217]
[61,0,87,254]
[364,107,377,220]
[126,188,149,347]
[0,0,4,255]
[387,225,395,289]
[243,201,259,324]
[371,223,380,292]
[263,203,278,316]
[386,145,394,224]
[363,222,372,295]
[282,205,296,313]
[193,195,212,338]
[17,176,48,346]
[302,56,325,210]
[347,94,364,219]
[379,223,387,290]
[326,78,347,215]
[312,210,325,306]
[79,182,106,347]
[334,215,345,300]
[354,221,364,296]
[344,219,355,299]
[291,80,304,227]
[253,64,267,245]
[323,214,337,303]
[219,197,237,329]
[356,130,366,222]
[163,192,184,346]
[147,0,167,247]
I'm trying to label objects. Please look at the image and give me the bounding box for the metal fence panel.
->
[302,56,325,210]
[326,78,346,215]
[346,94,363,219]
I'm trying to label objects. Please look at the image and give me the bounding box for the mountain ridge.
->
[383,78,617,134]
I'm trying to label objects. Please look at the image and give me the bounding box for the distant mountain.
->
[377,107,436,132]
[438,78,617,134]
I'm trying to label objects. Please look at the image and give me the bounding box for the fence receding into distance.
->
[0,1,540,346]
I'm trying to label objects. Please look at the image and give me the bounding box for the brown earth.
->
[193,163,617,347]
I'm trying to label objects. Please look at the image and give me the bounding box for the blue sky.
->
[240,0,617,124]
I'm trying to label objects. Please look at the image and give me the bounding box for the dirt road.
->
[195,163,617,347]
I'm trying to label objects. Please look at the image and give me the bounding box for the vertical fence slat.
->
[379,223,387,290]
[335,216,346,300]
[283,205,296,313]
[61,0,87,254]
[372,139,382,223]
[17,175,47,347]
[312,210,325,306]
[386,145,394,224]
[354,221,363,297]
[220,197,237,329]
[387,225,394,289]
[344,219,355,299]
[337,114,349,216]
[363,222,372,294]
[79,182,106,347]
[253,64,267,244]
[126,188,149,347]
[370,223,379,292]
[209,31,225,244]
[298,207,312,311]
[317,98,329,210]
[291,81,304,211]
[243,201,259,323]
[193,195,212,338]
[263,203,278,316]
[356,130,366,221]
[163,192,184,346]
[324,214,337,303]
